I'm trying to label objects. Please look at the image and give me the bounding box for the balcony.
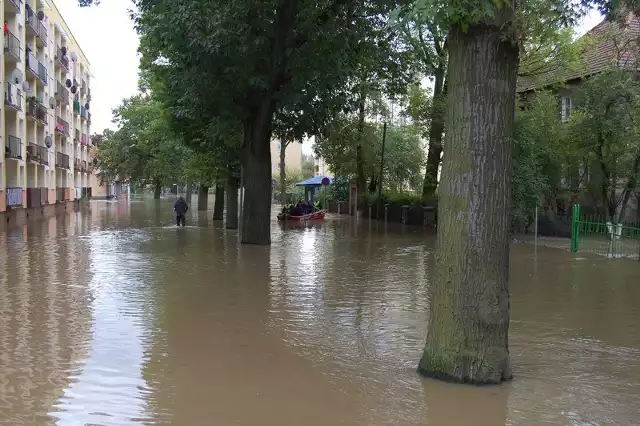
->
[75,158,81,170]
[81,134,87,146]
[81,79,87,93]
[88,112,92,124]
[5,135,23,160]
[5,0,21,14]
[6,188,23,208]
[55,81,68,103]
[56,46,69,70]
[27,143,45,164]
[26,51,39,79]
[80,105,87,119]
[4,31,21,62]
[27,98,48,125]
[56,152,70,169]
[81,160,87,172]
[73,100,80,114]
[5,82,21,111]
[25,5,47,47]
[38,145,49,165]
[56,116,70,135]
[75,129,80,142]
[38,62,47,85]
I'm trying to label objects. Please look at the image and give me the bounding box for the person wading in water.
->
[174,196,189,227]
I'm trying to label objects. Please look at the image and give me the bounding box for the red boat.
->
[277,210,326,222]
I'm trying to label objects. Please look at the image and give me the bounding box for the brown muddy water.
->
[1,197,639,425]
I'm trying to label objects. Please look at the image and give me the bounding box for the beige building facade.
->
[0,0,93,226]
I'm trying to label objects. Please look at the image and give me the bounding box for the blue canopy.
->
[295,175,333,187]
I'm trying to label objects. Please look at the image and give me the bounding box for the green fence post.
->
[571,204,581,253]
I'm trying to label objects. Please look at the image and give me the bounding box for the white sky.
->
[54,0,603,153]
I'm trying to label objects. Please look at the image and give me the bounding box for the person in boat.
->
[314,199,321,211]
[174,196,189,227]
[292,203,302,216]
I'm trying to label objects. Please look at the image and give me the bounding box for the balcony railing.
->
[37,20,48,46]
[25,5,38,34]
[38,62,47,85]
[7,0,21,12]
[56,46,69,70]
[38,145,49,165]
[27,142,44,164]
[4,31,21,61]
[26,51,38,76]
[56,117,70,135]
[6,188,23,208]
[5,135,23,160]
[56,81,68,102]
[5,83,21,110]
[27,98,48,124]
[81,134,87,145]
[56,152,70,169]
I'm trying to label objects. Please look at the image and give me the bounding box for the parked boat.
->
[277,210,326,222]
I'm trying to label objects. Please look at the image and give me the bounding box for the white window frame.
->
[561,96,572,122]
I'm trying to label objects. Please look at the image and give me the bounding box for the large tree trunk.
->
[213,184,225,220]
[280,140,287,205]
[226,176,239,229]
[197,185,209,211]
[185,182,193,203]
[418,19,518,385]
[241,101,273,245]
[422,66,447,199]
[153,182,161,200]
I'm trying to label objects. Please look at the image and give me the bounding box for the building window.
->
[561,96,572,122]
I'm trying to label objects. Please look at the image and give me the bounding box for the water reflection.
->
[0,198,638,425]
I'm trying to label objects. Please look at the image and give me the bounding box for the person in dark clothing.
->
[174,196,189,227]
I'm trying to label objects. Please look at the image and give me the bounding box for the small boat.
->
[277,210,326,222]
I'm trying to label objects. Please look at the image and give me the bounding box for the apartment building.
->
[0,0,93,225]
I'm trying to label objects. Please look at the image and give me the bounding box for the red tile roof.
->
[517,11,640,92]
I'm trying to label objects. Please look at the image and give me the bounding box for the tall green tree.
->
[130,0,401,244]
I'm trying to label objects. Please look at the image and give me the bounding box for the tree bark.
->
[198,185,209,211]
[226,176,239,229]
[153,182,161,200]
[418,19,518,385]
[280,139,287,205]
[241,101,273,245]
[213,184,225,220]
[422,65,447,199]
[185,182,193,203]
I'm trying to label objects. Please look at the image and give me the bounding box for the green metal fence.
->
[571,204,640,260]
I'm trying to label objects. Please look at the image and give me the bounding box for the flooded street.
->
[1,198,640,425]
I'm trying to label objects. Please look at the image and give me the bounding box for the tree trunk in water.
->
[153,183,161,200]
[418,20,518,385]
[241,102,273,245]
[280,140,287,205]
[422,66,447,199]
[213,184,225,220]
[197,185,209,211]
[185,182,193,203]
[226,177,239,230]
